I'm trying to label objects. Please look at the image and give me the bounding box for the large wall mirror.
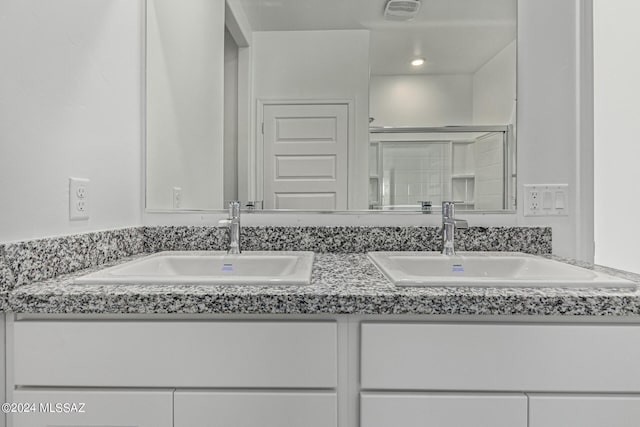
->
[145,0,517,213]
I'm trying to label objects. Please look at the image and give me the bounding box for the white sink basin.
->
[368,252,636,288]
[75,251,314,285]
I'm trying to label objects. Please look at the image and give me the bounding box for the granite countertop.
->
[8,253,640,316]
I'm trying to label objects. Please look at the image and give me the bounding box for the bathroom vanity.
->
[5,247,640,427]
[8,315,640,427]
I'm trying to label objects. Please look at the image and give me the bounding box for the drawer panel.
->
[361,323,640,392]
[11,389,173,427]
[529,394,640,427]
[361,393,527,427]
[175,391,337,427]
[14,321,337,388]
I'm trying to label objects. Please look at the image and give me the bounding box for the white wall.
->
[473,40,517,125]
[226,0,253,204]
[368,40,516,129]
[146,0,225,210]
[0,0,142,243]
[370,75,473,126]
[251,30,370,209]
[594,0,640,273]
[224,28,239,203]
[516,0,584,259]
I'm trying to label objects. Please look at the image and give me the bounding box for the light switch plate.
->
[69,177,90,220]
[172,187,182,209]
[523,184,568,217]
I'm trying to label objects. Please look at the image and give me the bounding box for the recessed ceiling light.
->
[411,58,425,67]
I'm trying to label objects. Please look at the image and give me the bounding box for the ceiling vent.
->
[384,0,421,21]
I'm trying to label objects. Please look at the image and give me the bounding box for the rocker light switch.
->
[555,191,565,210]
[542,191,553,209]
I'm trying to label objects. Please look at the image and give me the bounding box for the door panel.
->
[276,116,338,141]
[275,155,337,180]
[275,193,337,210]
[175,391,337,427]
[361,392,527,427]
[14,321,337,388]
[529,394,640,427]
[361,323,640,392]
[11,389,173,427]
[263,104,348,210]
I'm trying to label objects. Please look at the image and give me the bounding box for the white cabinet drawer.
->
[175,391,337,427]
[10,389,173,427]
[361,393,527,427]
[361,323,640,392]
[14,321,337,388]
[529,394,640,427]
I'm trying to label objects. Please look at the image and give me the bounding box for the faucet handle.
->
[418,201,433,214]
[244,200,263,211]
[228,201,241,218]
[442,201,454,217]
[442,201,466,215]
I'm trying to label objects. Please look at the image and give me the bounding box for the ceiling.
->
[236,0,517,75]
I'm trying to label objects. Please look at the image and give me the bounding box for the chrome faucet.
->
[441,201,469,256]
[218,201,241,254]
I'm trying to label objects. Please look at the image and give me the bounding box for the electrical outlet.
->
[529,189,540,212]
[524,184,568,217]
[76,185,87,198]
[69,177,89,220]
[173,187,182,209]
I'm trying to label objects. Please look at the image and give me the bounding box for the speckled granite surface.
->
[144,226,553,254]
[7,225,636,316]
[2,228,144,289]
[1,226,551,294]
[0,245,14,310]
[8,253,640,316]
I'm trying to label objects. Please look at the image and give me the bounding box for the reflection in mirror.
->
[145,0,517,212]
[369,126,514,211]
[146,0,226,210]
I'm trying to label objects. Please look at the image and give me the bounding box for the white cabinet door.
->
[529,394,640,427]
[361,323,640,392]
[10,389,172,427]
[14,321,337,388]
[263,103,349,210]
[175,391,337,427]
[361,393,527,427]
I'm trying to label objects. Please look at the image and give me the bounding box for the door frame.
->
[255,99,355,209]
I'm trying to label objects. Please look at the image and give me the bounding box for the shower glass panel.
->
[369,126,512,211]
[378,142,451,210]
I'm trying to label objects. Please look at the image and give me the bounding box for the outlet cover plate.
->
[69,177,90,220]
[172,187,182,209]
[523,184,568,217]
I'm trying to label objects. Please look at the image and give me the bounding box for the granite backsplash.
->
[0,226,552,291]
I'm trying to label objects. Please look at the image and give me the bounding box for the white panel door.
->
[361,393,527,427]
[263,104,348,210]
[174,391,337,427]
[529,394,640,427]
[10,389,173,427]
